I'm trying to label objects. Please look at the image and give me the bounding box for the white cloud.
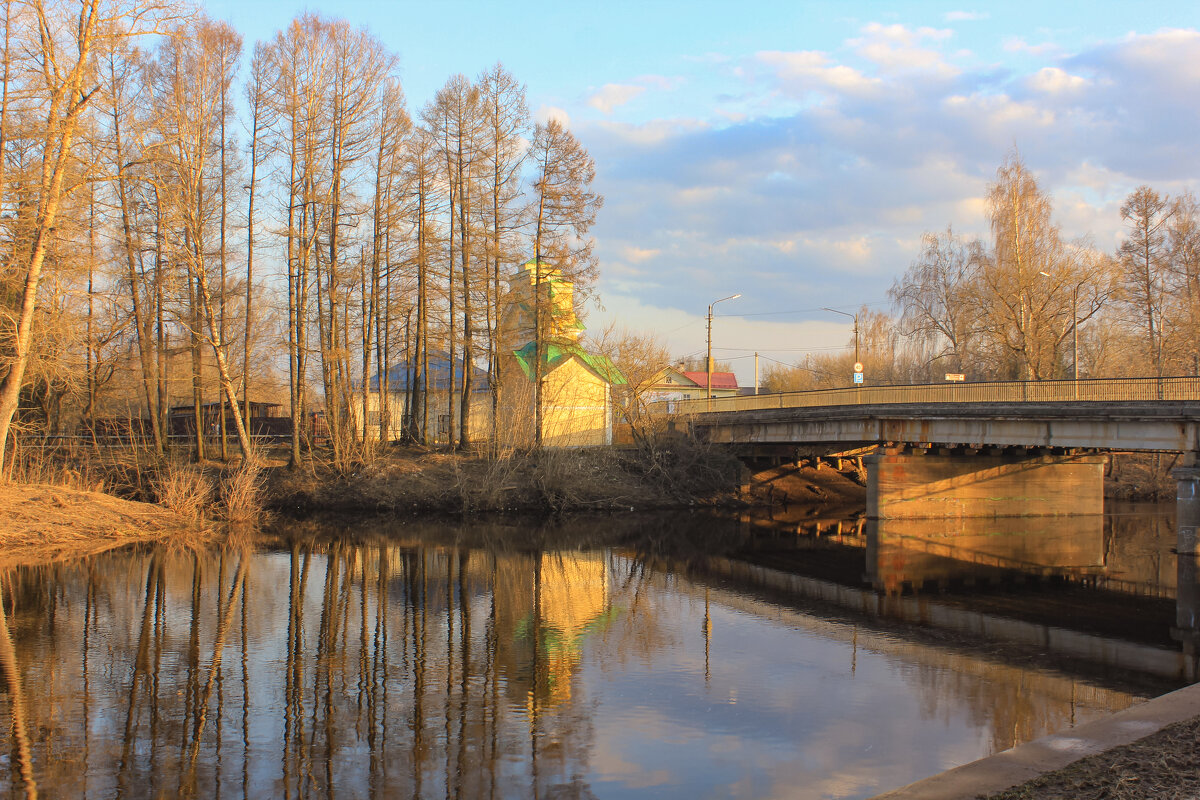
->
[585,22,1200,351]
[849,22,960,77]
[622,246,660,263]
[755,50,881,96]
[1027,67,1088,94]
[534,105,571,126]
[587,83,647,114]
[592,117,709,146]
[1003,37,1062,57]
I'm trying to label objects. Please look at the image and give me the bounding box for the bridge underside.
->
[693,402,1200,523]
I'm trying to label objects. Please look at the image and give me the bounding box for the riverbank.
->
[263,440,747,515]
[0,482,203,568]
[876,681,1200,799]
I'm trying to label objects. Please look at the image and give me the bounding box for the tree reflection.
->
[0,578,37,799]
[0,512,1177,798]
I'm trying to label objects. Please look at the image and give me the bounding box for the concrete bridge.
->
[660,377,1200,552]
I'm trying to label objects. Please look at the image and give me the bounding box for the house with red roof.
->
[641,365,740,407]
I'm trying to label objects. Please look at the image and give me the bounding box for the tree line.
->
[0,0,602,473]
[764,154,1200,391]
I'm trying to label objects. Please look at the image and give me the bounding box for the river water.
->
[0,504,1194,799]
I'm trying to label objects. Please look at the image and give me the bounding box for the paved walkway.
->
[873,681,1200,799]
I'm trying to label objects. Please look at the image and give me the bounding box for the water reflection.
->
[0,512,1186,799]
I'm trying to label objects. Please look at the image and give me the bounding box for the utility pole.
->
[707,294,741,401]
[823,307,859,382]
[754,352,759,395]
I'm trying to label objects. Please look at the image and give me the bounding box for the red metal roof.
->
[681,371,739,390]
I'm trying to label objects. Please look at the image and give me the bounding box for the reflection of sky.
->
[580,582,1099,799]
[3,536,1149,800]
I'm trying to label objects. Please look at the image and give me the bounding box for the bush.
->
[153,461,214,519]
[221,461,265,523]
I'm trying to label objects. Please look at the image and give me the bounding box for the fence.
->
[654,376,1200,416]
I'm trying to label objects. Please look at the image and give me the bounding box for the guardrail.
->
[652,376,1200,416]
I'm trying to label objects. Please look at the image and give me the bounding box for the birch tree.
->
[0,0,174,474]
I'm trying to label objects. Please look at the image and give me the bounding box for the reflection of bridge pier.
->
[1173,553,1200,678]
[865,515,1108,595]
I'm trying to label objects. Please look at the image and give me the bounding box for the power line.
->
[719,298,891,318]
[711,345,851,353]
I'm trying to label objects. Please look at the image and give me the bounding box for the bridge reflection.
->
[722,507,1198,680]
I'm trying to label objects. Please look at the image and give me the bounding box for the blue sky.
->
[209,1,1200,383]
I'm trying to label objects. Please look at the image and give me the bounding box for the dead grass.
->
[152,461,215,519]
[982,715,1200,800]
[0,482,204,568]
[265,441,746,516]
[220,461,265,523]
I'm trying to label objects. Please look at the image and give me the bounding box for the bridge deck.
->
[662,376,1200,416]
[688,401,1200,452]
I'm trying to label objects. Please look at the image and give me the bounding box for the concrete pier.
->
[1173,464,1200,555]
[865,450,1106,519]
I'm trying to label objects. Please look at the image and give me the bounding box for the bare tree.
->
[586,324,664,445]
[476,63,528,450]
[1168,193,1200,374]
[0,0,174,473]
[1116,186,1172,376]
[151,17,253,460]
[979,154,1074,379]
[889,227,984,377]
[526,119,602,447]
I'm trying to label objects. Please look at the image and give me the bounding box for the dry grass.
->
[0,482,203,568]
[983,715,1200,799]
[5,444,105,492]
[152,461,215,519]
[220,461,264,523]
[265,441,746,516]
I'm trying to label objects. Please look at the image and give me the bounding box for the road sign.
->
[853,372,864,384]
[853,362,864,373]
[944,373,965,382]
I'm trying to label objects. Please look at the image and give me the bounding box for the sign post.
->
[853,362,864,386]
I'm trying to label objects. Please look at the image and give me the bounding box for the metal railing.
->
[653,376,1200,416]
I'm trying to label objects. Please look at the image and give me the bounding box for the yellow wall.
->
[541,358,612,447]
[500,261,583,345]
[495,355,613,448]
[351,390,492,444]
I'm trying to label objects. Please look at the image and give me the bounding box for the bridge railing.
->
[651,376,1200,416]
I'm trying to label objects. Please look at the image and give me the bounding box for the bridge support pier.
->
[1172,464,1200,555]
[865,449,1106,519]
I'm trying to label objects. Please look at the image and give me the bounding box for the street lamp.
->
[822,307,860,383]
[707,293,741,400]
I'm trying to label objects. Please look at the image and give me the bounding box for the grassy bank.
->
[265,439,746,515]
[4,437,747,524]
[0,482,207,568]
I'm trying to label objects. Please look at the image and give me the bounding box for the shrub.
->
[153,461,214,519]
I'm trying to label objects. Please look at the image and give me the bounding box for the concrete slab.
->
[872,681,1200,799]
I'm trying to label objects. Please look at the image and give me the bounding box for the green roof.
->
[512,341,627,385]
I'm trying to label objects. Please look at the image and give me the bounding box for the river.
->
[0,504,1193,799]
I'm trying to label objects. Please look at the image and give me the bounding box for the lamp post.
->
[822,307,859,383]
[707,293,741,401]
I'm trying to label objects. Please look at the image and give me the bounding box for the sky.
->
[205,0,1200,385]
